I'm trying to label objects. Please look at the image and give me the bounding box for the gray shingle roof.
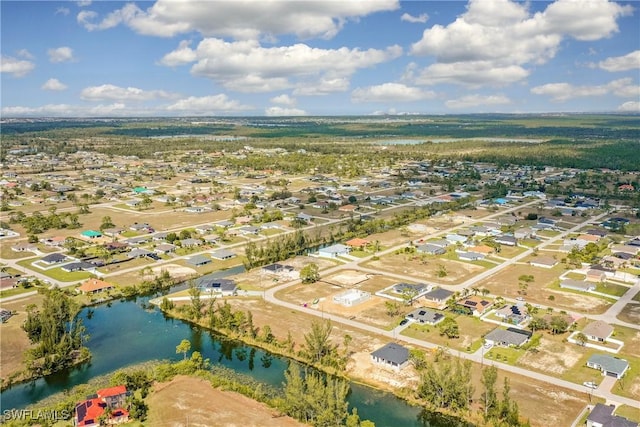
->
[371,343,409,366]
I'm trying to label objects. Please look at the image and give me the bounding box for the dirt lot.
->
[617,301,640,324]
[0,294,43,382]
[364,252,485,285]
[518,337,583,375]
[476,262,611,314]
[235,256,336,290]
[146,375,305,427]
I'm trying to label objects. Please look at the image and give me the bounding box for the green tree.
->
[481,365,498,418]
[438,317,460,339]
[188,280,203,321]
[176,339,191,360]
[300,263,320,284]
[302,320,336,365]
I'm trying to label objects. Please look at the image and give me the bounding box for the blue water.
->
[0,279,469,426]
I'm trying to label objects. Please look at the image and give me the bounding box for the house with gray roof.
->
[41,253,68,264]
[197,278,237,296]
[128,248,152,259]
[560,279,596,292]
[210,249,236,260]
[484,328,531,347]
[587,403,638,427]
[370,342,409,371]
[587,354,629,379]
[416,243,446,255]
[318,244,350,258]
[187,254,212,267]
[423,288,454,307]
[406,308,444,325]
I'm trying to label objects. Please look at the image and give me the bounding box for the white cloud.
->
[77,0,399,39]
[351,83,435,103]
[1,103,128,117]
[48,47,75,63]
[445,94,511,109]
[617,101,640,112]
[55,7,70,16]
[401,13,428,24]
[166,95,252,114]
[80,84,176,102]
[41,78,68,91]
[408,0,632,87]
[530,78,639,101]
[598,50,640,72]
[1,55,35,77]
[77,0,92,6]
[17,49,34,59]
[161,38,402,93]
[270,94,296,106]
[265,106,307,116]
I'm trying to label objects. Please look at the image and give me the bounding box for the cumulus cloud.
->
[1,103,131,117]
[531,78,639,101]
[55,7,70,16]
[351,83,435,103]
[161,38,402,93]
[80,84,177,102]
[597,50,640,72]
[445,94,511,109]
[1,55,35,77]
[77,0,399,39]
[401,13,428,23]
[265,106,307,116]
[166,95,252,114]
[48,47,75,63]
[270,94,296,106]
[408,0,632,87]
[617,101,639,112]
[42,78,68,91]
[77,0,92,6]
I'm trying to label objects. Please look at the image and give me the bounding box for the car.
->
[399,319,409,326]
[516,297,525,301]
[583,381,598,389]
[483,342,492,349]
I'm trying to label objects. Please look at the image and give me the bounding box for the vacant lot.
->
[475,263,611,314]
[146,375,305,427]
[617,301,640,324]
[364,252,485,285]
[0,294,44,382]
[518,336,583,375]
[402,314,495,352]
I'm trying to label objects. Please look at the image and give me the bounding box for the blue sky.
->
[1,0,638,117]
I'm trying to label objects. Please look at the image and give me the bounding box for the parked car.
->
[399,319,409,326]
[583,381,597,389]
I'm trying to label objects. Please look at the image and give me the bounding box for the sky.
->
[1,0,639,117]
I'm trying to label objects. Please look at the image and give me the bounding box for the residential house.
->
[62,261,96,272]
[41,253,67,265]
[238,225,261,235]
[154,243,176,254]
[75,385,129,427]
[81,230,103,239]
[370,343,410,371]
[582,321,614,343]
[195,224,215,234]
[296,212,313,223]
[586,269,606,282]
[495,304,530,325]
[484,328,531,347]
[318,244,350,258]
[514,227,534,240]
[187,254,212,267]
[198,278,237,296]
[333,289,371,307]
[495,235,518,247]
[127,248,152,259]
[129,222,154,233]
[104,241,129,253]
[211,249,236,260]
[457,251,485,261]
[422,287,454,308]
[180,238,203,248]
[416,243,446,256]
[11,242,38,252]
[262,263,295,275]
[406,307,444,325]
[41,236,67,247]
[529,256,557,269]
[446,233,468,245]
[587,354,629,379]
[457,296,493,316]
[345,238,369,249]
[77,278,115,295]
[587,404,638,427]
[560,279,596,292]
[102,227,125,237]
[1,308,13,323]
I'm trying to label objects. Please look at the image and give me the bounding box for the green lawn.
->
[595,282,632,297]
[39,267,92,282]
[615,405,640,423]
[401,314,494,352]
[484,346,525,365]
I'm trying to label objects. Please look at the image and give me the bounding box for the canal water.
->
[0,290,470,426]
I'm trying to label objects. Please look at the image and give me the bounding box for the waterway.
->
[0,283,470,426]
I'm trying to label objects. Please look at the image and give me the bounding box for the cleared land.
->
[146,375,305,427]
